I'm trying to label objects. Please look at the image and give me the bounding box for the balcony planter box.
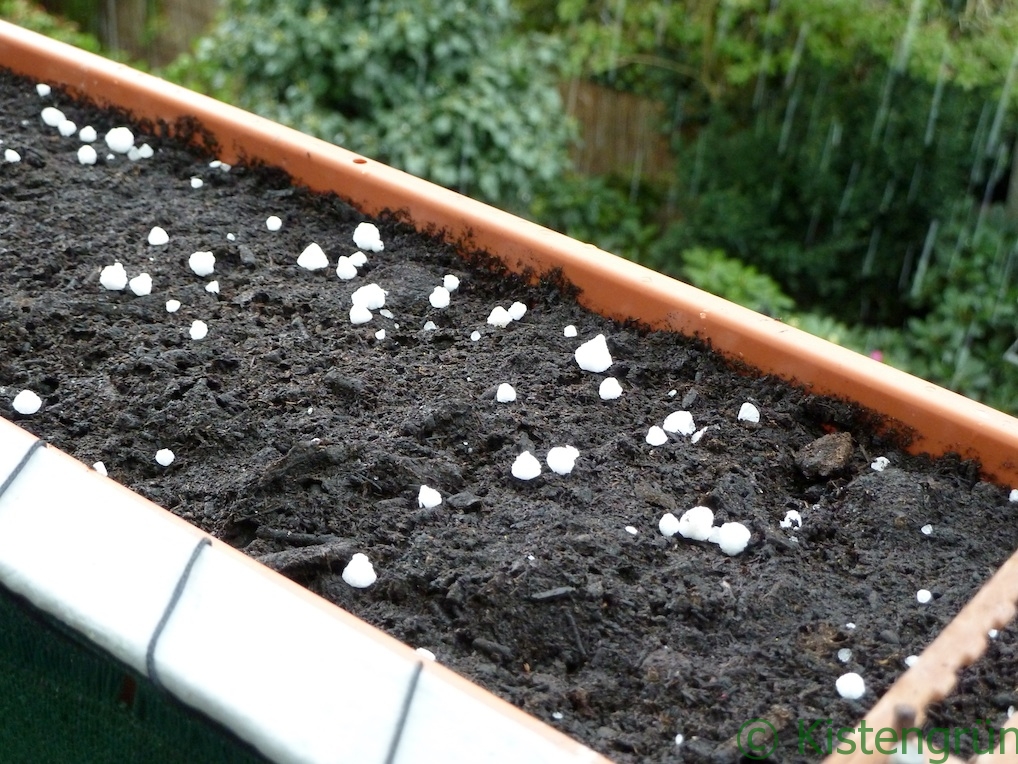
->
[3,20,1018,764]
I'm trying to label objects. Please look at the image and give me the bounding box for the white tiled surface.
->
[395,666,603,764]
[154,548,419,764]
[0,438,206,675]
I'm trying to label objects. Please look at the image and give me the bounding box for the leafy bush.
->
[165,0,574,211]
[679,247,795,318]
[0,0,103,52]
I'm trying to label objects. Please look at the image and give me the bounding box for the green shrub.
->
[0,0,103,52]
[164,0,574,212]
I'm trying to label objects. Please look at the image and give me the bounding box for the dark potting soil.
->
[2,67,1018,763]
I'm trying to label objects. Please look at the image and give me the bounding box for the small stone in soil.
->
[297,242,329,270]
[99,262,128,291]
[189,320,208,340]
[599,377,623,400]
[189,251,215,276]
[574,334,612,373]
[546,446,579,475]
[738,402,761,422]
[342,553,377,588]
[835,672,865,700]
[646,425,668,446]
[155,448,175,466]
[795,431,853,480]
[148,226,169,246]
[663,410,695,435]
[353,222,384,252]
[511,451,542,480]
[418,485,442,509]
[12,389,42,415]
[659,512,681,538]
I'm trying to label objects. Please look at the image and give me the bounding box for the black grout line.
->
[383,660,424,764]
[0,439,46,502]
[146,537,212,689]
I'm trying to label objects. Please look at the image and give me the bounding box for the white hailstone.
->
[379,309,394,319]
[148,226,169,246]
[423,320,437,331]
[12,390,42,415]
[209,160,221,168]
[205,280,220,294]
[138,143,153,159]
[190,177,204,189]
[36,83,51,97]
[904,655,919,668]
[916,589,932,604]
[845,622,856,630]
[165,299,181,313]
[599,377,623,400]
[835,672,866,700]
[57,119,76,137]
[675,734,685,747]
[429,286,451,309]
[189,320,208,340]
[265,215,282,231]
[691,427,710,444]
[668,389,678,397]
[1010,488,1018,502]
[659,512,681,538]
[921,524,933,535]
[373,329,385,341]
[511,451,542,480]
[127,146,143,161]
[348,251,368,267]
[219,163,231,172]
[546,446,579,476]
[780,510,802,529]
[188,251,215,276]
[625,526,638,535]
[443,274,460,292]
[104,126,135,153]
[155,448,175,466]
[663,410,696,436]
[574,334,613,373]
[837,648,852,663]
[564,325,578,338]
[226,233,236,241]
[77,145,97,165]
[350,304,373,325]
[738,402,761,423]
[351,283,386,310]
[353,222,384,252]
[415,647,437,661]
[335,256,358,280]
[646,425,668,446]
[99,262,128,290]
[989,629,999,639]
[129,273,153,296]
[342,553,377,588]
[40,106,64,126]
[92,461,108,476]
[487,306,513,327]
[297,242,329,270]
[496,383,517,403]
[418,485,443,509]
[470,331,481,341]
[78,125,97,142]
[715,522,751,555]
[4,149,20,163]
[508,301,527,321]
[871,456,890,471]
[677,506,715,541]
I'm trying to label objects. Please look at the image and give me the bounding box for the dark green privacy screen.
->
[0,584,268,764]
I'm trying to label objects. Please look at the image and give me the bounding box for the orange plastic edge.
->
[4,21,1018,763]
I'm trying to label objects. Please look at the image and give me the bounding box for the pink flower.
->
[869,350,884,362]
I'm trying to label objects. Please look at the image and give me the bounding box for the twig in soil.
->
[257,540,353,580]
[529,586,576,602]
[255,526,343,547]
[565,611,588,662]
[472,637,514,662]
